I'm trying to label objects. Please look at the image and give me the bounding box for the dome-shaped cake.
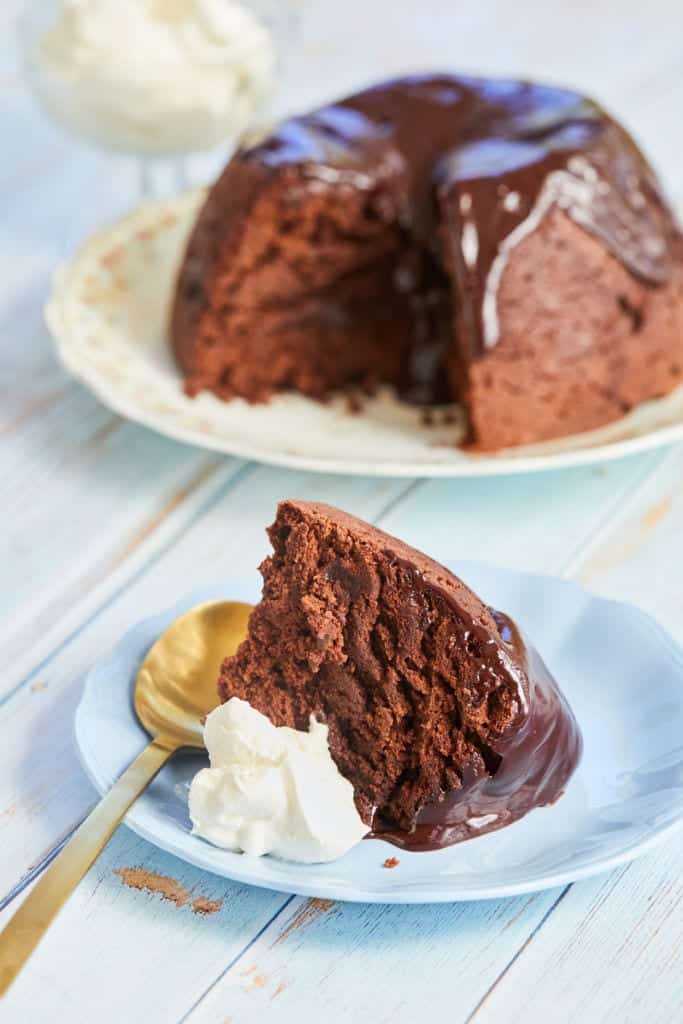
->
[172,74,683,450]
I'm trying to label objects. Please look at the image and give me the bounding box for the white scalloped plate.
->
[74,562,683,903]
[47,191,683,477]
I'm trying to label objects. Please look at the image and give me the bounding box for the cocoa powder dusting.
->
[114,867,189,907]
[192,896,223,915]
[114,868,223,915]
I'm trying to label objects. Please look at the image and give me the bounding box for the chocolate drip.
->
[368,609,582,851]
[439,116,674,355]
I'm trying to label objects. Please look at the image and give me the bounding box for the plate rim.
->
[74,565,683,903]
[47,192,683,479]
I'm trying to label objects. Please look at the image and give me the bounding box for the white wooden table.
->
[2,3,683,1021]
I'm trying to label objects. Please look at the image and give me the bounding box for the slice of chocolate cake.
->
[218,500,581,849]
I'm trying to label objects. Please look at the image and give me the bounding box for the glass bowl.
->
[18,0,299,161]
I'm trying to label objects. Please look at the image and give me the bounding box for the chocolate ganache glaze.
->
[172,73,683,450]
[369,609,582,851]
[219,501,582,852]
[247,74,674,356]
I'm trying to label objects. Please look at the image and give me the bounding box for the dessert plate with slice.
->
[74,559,683,903]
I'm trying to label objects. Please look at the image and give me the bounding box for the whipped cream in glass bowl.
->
[19,0,297,190]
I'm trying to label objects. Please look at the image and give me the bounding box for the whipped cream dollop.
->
[37,0,276,154]
[189,698,368,863]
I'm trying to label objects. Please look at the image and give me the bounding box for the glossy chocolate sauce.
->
[314,518,582,852]
[368,608,582,851]
[245,74,676,373]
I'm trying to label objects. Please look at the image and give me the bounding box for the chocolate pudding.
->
[218,501,582,849]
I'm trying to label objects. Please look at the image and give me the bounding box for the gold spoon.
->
[0,599,253,998]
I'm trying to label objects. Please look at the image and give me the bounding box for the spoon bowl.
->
[135,600,254,748]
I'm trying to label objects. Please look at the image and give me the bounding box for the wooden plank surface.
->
[2,1,683,1022]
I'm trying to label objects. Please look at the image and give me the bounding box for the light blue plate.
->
[74,563,683,903]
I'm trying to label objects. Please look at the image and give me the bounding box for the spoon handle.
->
[0,737,176,998]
